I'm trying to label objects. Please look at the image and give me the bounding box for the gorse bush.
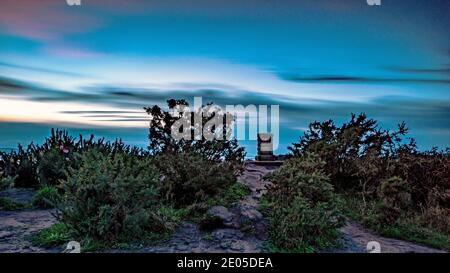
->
[0,104,245,248]
[5,145,39,188]
[262,154,344,252]
[290,114,450,248]
[144,99,245,164]
[59,149,173,244]
[0,175,15,190]
[37,149,72,186]
[0,129,148,188]
[289,113,408,193]
[154,151,238,208]
[32,186,61,209]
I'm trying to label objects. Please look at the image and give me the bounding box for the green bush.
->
[58,149,176,244]
[0,129,148,189]
[376,176,411,225]
[262,154,344,252]
[144,99,246,164]
[289,113,407,192]
[32,186,61,209]
[14,158,39,188]
[0,175,16,190]
[289,114,450,248]
[154,152,238,208]
[37,149,71,186]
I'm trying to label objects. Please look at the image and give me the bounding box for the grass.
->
[208,182,251,207]
[32,186,61,209]
[0,197,26,211]
[32,222,72,248]
[342,196,450,251]
[379,222,450,250]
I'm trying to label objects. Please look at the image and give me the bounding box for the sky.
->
[0,0,449,156]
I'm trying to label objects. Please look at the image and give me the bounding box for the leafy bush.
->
[14,156,39,188]
[394,149,450,210]
[0,175,16,190]
[154,151,238,208]
[58,149,176,244]
[0,129,148,189]
[144,99,245,164]
[0,144,41,188]
[262,154,344,252]
[289,114,450,249]
[289,113,408,193]
[32,186,61,209]
[37,149,71,186]
[422,206,450,234]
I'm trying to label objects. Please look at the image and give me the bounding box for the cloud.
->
[60,110,142,115]
[383,65,450,76]
[281,74,450,85]
[43,46,103,59]
[0,61,91,78]
[2,75,449,128]
[1,74,449,150]
[0,0,101,42]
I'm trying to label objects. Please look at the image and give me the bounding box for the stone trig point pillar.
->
[256,133,275,161]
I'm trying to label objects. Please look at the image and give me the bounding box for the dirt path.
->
[339,222,446,253]
[0,188,59,253]
[0,209,57,253]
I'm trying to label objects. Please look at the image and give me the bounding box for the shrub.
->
[144,99,245,164]
[379,177,411,209]
[289,113,407,192]
[422,206,450,234]
[0,129,148,189]
[32,186,61,209]
[154,151,238,208]
[14,157,39,188]
[289,114,450,247]
[0,144,40,188]
[0,175,16,190]
[58,149,175,244]
[262,154,344,252]
[37,149,71,186]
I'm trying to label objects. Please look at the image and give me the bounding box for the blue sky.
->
[0,0,449,156]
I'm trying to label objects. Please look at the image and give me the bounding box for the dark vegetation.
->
[0,99,245,251]
[262,113,449,251]
[261,154,344,252]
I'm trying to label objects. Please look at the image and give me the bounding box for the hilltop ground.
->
[0,162,445,253]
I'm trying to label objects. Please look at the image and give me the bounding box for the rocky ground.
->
[0,162,446,253]
[0,188,58,253]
